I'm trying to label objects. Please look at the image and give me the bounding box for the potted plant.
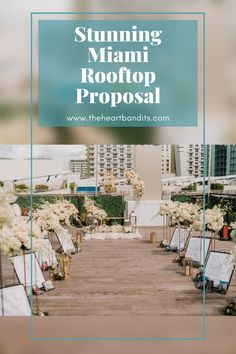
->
[69,182,76,194]
[0,181,4,188]
[14,183,28,193]
[34,184,49,193]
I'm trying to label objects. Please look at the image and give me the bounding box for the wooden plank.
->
[1,227,235,315]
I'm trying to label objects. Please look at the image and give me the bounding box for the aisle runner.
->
[84,232,142,240]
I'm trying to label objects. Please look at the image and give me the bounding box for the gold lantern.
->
[129,211,137,232]
[77,232,82,245]
[62,254,71,278]
[150,231,157,244]
[182,257,193,276]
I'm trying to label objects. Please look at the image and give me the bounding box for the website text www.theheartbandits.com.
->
[66,113,170,124]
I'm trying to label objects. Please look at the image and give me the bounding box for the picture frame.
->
[169,227,190,251]
[36,239,58,268]
[0,284,31,316]
[43,280,55,292]
[56,229,76,254]
[11,253,46,289]
[205,251,235,291]
[185,236,211,266]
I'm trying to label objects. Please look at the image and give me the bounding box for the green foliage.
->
[15,183,28,192]
[211,183,224,191]
[95,195,125,217]
[171,195,191,203]
[181,183,197,192]
[0,181,4,187]
[228,211,236,224]
[16,195,78,210]
[34,184,49,191]
[69,182,76,190]
[77,195,124,217]
[16,195,125,217]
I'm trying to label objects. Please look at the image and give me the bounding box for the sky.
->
[0,145,86,159]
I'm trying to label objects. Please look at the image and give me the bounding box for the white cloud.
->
[0,145,86,159]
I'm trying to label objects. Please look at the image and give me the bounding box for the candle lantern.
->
[86,212,94,225]
[77,232,82,244]
[124,218,130,227]
[150,231,157,244]
[182,257,193,276]
[129,211,137,232]
[93,218,98,231]
[62,254,70,278]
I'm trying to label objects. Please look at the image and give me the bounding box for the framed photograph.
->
[11,253,46,288]
[0,285,31,316]
[43,280,55,291]
[36,239,58,268]
[169,227,190,251]
[205,251,235,289]
[185,236,211,266]
[56,229,76,254]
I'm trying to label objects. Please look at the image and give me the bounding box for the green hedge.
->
[16,195,125,218]
[171,195,191,203]
[211,183,224,191]
[181,183,197,192]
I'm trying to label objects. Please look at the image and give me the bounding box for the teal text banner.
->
[38,20,198,127]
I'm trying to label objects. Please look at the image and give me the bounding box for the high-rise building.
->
[174,144,236,178]
[229,145,236,175]
[211,145,236,176]
[174,145,206,177]
[69,159,88,178]
[161,145,172,175]
[87,145,135,181]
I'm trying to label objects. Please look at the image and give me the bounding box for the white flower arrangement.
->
[0,188,17,205]
[230,222,236,230]
[87,224,132,234]
[0,218,44,257]
[50,200,79,226]
[0,226,22,257]
[0,203,15,228]
[191,206,225,232]
[103,180,116,193]
[205,206,225,232]
[230,222,236,241]
[159,201,177,217]
[0,188,17,228]
[171,202,200,227]
[102,173,117,193]
[160,201,224,231]
[124,170,138,184]
[33,199,79,232]
[124,170,145,200]
[33,205,63,233]
[133,180,145,199]
[10,218,43,251]
[160,201,200,227]
[0,188,46,257]
[84,196,107,221]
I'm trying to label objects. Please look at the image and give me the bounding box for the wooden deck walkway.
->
[32,227,236,316]
[1,227,235,316]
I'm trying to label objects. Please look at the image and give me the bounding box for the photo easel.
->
[168,227,190,252]
[185,236,211,267]
[0,284,31,316]
[56,229,76,254]
[204,251,235,293]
